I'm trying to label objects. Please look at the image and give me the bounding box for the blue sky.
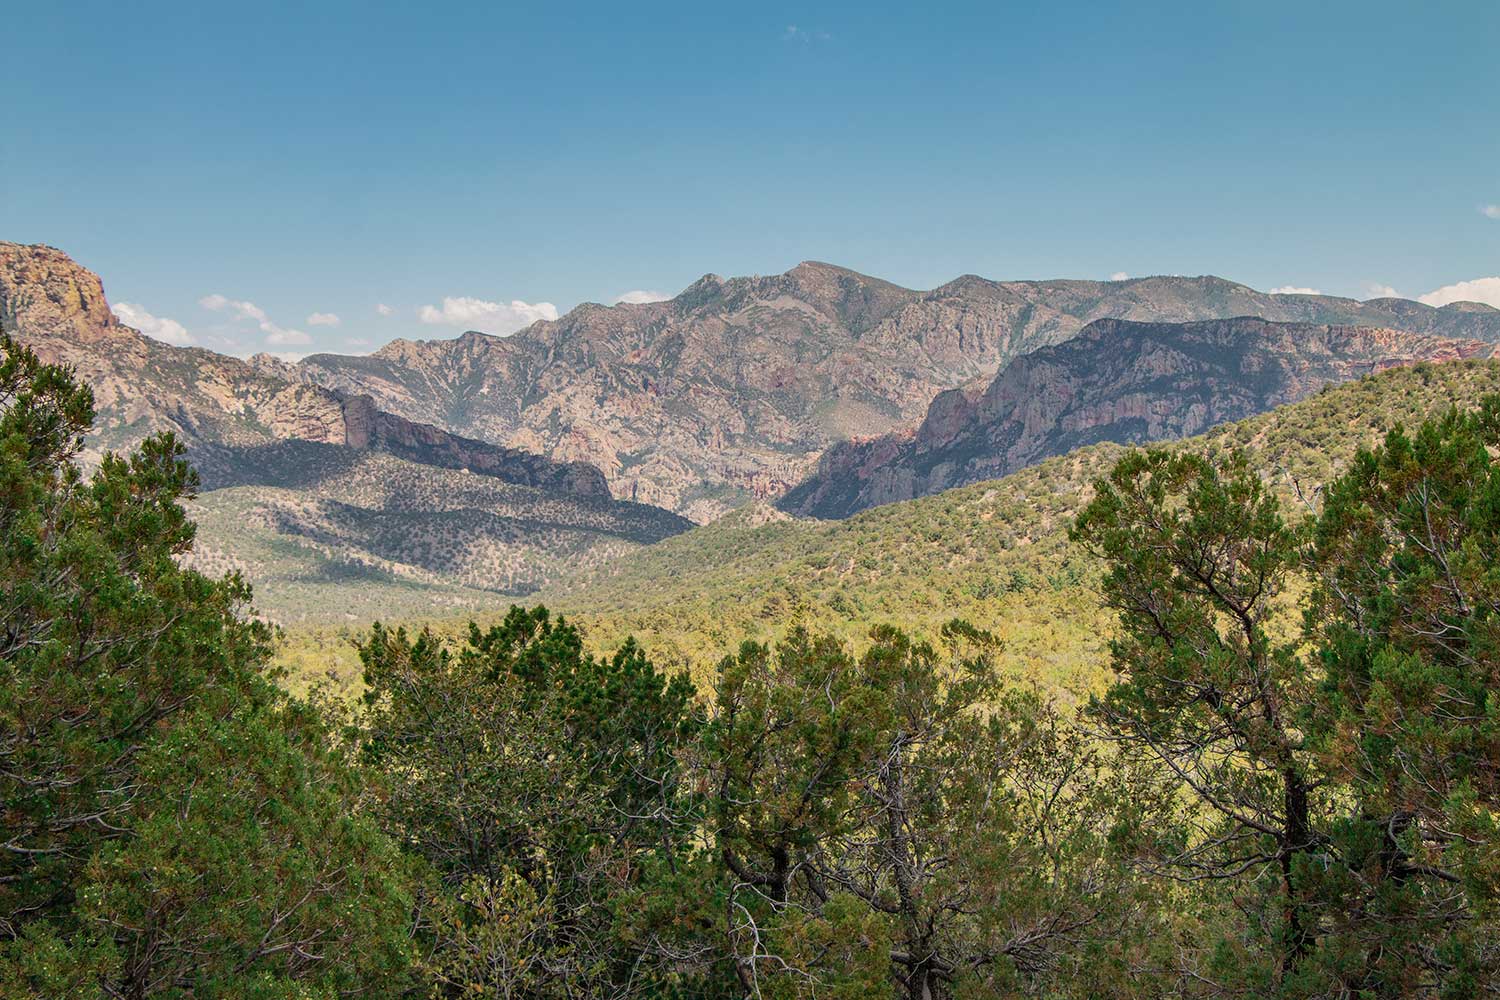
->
[4,0,1498,358]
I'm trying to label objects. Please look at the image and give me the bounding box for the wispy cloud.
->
[613,289,670,305]
[417,295,559,333]
[375,303,394,317]
[1418,277,1500,310]
[1481,204,1500,220]
[1365,283,1402,299]
[784,24,831,43]
[1270,285,1321,295]
[306,311,340,327]
[199,293,312,346]
[1108,271,1129,281]
[112,302,192,346]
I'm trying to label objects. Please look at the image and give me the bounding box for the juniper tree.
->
[1298,399,1500,995]
[356,606,704,998]
[0,333,272,933]
[1071,448,1324,987]
[1076,412,1500,997]
[702,622,1145,999]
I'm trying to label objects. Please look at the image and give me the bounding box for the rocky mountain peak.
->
[0,242,617,503]
[0,242,125,343]
[673,273,727,311]
[1437,300,1500,315]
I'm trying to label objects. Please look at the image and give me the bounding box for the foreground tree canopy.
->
[0,336,413,997]
[1072,402,1500,996]
[2,332,1498,998]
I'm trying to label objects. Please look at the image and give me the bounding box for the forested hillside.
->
[537,358,1500,680]
[277,358,1500,698]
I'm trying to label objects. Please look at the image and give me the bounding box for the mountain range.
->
[8,239,1500,624]
[276,263,1500,522]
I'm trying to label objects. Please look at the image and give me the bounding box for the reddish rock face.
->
[781,317,1497,519]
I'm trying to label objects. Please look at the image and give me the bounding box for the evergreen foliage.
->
[0,335,414,996]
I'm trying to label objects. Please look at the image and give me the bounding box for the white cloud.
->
[613,289,670,305]
[1270,285,1322,295]
[112,302,192,346]
[264,326,311,346]
[375,303,394,317]
[1365,283,1402,299]
[417,295,559,333]
[1109,271,1130,281]
[1417,277,1500,310]
[1481,205,1500,220]
[199,293,267,324]
[200,292,312,347]
[306,311,340,327]
[260,351,306,363]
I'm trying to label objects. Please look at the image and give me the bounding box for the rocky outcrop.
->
[0,243,126,343]
[780,318,1496,518]
[338,394,608,498]
[284,264,1500,521]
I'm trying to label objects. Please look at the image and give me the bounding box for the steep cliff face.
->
[285,264,1500,521]
[779,318,1496,518]
[332,395,609,498]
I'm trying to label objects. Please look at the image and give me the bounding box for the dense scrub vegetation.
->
[274,361,1500,698]
[6,337,1500,997]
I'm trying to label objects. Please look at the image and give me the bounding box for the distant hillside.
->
[0,242,691,622]
[782,317,1494,518]
[526,359,1500,688]
[281,264,1500,521]
[186,446,686,624]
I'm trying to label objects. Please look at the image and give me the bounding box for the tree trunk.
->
[1281,766,1313,979]
[882,734,947,1000]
